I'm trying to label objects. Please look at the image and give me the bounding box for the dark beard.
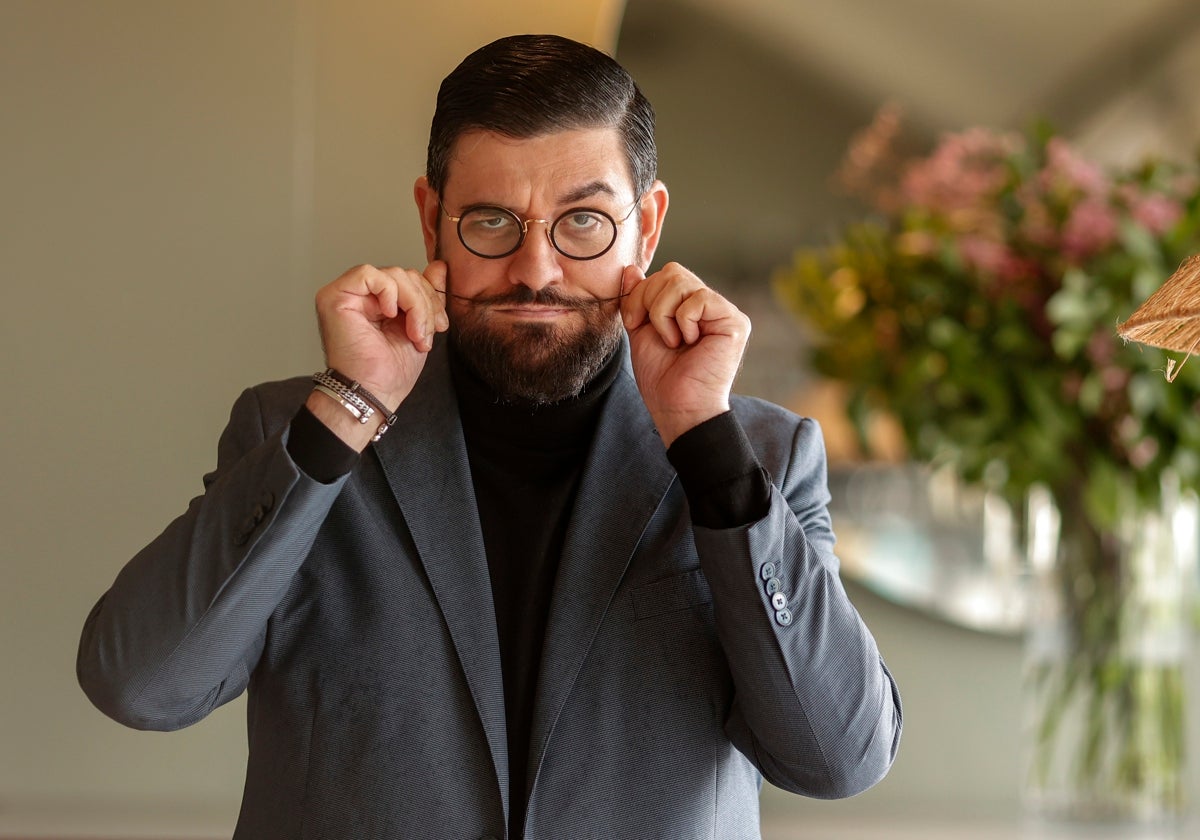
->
[448,285,623,405]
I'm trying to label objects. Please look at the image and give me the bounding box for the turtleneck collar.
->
[449,338,623,454]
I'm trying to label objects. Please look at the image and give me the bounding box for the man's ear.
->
[637,180,670,270]
[414,176,441,263]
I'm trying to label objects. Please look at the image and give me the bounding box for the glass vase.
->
[1022,482,1197,825]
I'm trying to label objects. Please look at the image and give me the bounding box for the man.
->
[78,34,901,839]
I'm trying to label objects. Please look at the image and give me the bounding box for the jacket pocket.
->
[631,568,712,620]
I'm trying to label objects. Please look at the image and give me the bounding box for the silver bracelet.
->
[313,369,398,442]
[322,368,396,421]
[311,377,374,425]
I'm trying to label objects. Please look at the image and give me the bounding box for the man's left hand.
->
[621,263,751,446]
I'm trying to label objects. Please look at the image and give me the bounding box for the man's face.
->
[416,127,666,403]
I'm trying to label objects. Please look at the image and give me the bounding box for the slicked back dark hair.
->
[426,34,657,198]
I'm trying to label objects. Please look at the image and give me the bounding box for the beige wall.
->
[6,0,1197,836]
[1,1,619,834]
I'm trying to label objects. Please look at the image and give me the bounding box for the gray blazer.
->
[78,337,901,839]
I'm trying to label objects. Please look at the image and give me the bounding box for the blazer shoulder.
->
[228,375,314,439]
[729,393,822,442]
[729,393,827,476]
[729,393,802,425]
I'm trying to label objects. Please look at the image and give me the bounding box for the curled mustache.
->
[437,285,627,307]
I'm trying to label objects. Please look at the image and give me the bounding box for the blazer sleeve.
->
[77,382,349,731]
[695,407,903,799]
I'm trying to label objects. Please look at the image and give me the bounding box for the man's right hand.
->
[308,262,449,449]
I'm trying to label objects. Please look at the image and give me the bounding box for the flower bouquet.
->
[775,106,1200,821]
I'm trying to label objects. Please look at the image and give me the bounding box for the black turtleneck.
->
[284,348,771,839]
[449,342,622,838]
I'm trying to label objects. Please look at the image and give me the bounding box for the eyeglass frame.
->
[440,198,641,261]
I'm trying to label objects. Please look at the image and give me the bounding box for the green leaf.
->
[771,120,1200,527]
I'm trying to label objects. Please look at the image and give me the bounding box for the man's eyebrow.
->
[559,181,619,205]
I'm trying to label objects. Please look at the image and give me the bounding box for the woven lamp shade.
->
[1119,255,1200,355]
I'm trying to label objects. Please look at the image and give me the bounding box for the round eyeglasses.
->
[441,201,639,261]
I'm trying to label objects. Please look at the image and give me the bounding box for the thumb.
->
[620,264,648,331]
[424,259,448,294]
[620,263,645,296]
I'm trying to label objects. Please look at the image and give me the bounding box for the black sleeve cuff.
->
[665,411,772,529]
[286,405,360,484]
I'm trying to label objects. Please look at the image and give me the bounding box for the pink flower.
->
[958,235,1023,280]
[1061,198,1118,262]
[1041,137,1109,198]
[1115,183,1184,235]
[900,127,1020,223]
[1129,193,1183,235]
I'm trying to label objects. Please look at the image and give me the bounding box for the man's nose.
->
[507,219,563,291]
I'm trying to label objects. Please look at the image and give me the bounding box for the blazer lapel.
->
[526,349,678,795]
[370,339,509,823]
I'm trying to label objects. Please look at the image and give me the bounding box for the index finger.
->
[378,265,446,349]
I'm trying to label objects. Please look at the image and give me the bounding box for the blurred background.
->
[4,0,1200,836]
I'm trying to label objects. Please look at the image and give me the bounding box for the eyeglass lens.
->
[457,207,617,259]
